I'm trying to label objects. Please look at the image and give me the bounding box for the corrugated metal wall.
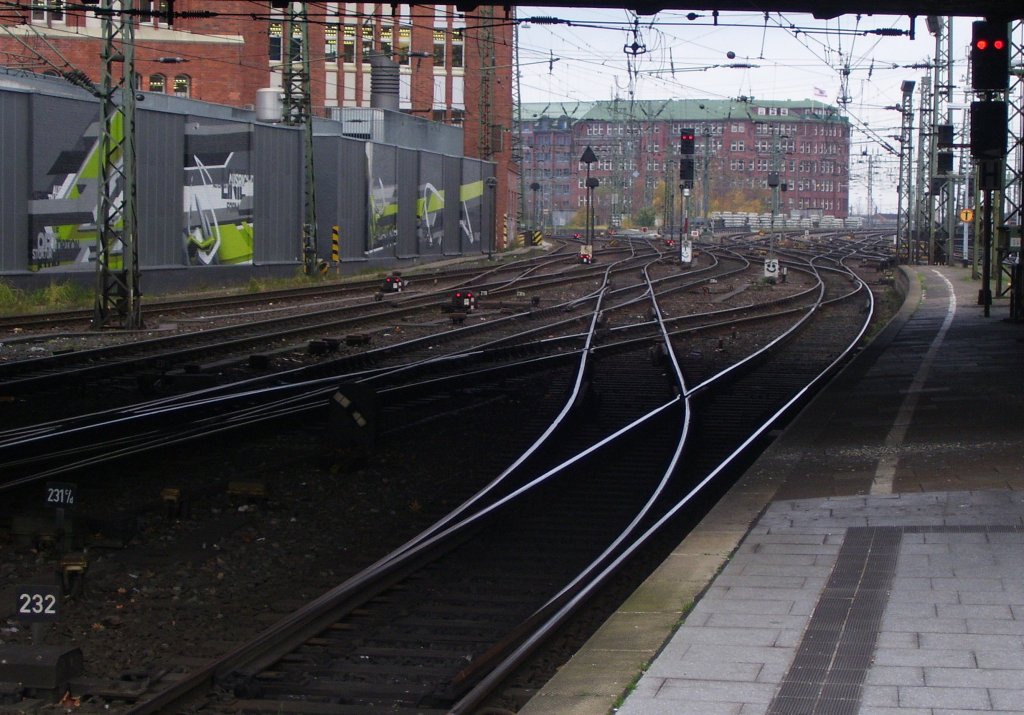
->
[253,124,302,264]
[461,159,482,254]
[338,138,368,261]
[0,90,28,272]
[442,155,462,256]
[137,111,184,267]
[1,78,494,278]
[418,151,445,258]
[396,148,418,258]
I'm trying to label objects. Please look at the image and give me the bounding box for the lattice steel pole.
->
[1003,21,1023,230]
[281,2,317,275]
[914,70,933,265]
[1008,22,1024,318]
[93,0,141,329]
[896,80,916,264]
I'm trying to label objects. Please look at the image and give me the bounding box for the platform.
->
[519,263,1024,715]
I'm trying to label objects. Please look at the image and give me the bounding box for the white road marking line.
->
[871,269,957,495]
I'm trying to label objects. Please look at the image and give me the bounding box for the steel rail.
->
[448,239,875,714]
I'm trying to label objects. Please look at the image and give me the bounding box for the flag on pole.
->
[813,86,828,99]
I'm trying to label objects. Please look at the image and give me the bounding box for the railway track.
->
[0,234,896,714]
[106,243,875,714]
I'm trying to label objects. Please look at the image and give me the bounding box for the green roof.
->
[518,98,847,124]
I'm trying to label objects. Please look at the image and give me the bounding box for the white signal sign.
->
[680,239,693,263]
[764,258,779,278]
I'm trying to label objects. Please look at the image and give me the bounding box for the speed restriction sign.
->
[764,258,779,279]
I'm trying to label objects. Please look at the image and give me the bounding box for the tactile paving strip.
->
[767,524,1024,715]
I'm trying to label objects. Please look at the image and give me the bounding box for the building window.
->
[173,74,190,97]
[451,29,464,68]
[325,24,338,62]
[149,74,166,93]
[360,23,376,61]
[343,24,356,63]
[32,0,64,23]
[433,29,446,66]
[288,24,303,60]
[271,21,302,62]
[269,22,283,62]
[380,27,392,57]
[139,1,170,26]
[397,26,412,64]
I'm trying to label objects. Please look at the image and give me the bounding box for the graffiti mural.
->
[28,116,110,272]
[366,143,398,256]
[460,175,484,252]
[417,153,444,256]
[183,121,254,265]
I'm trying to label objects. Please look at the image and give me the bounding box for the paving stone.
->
[924,667,1024,689]
[897,685,991,709]
[871,647,978,669]
[880,615,968,633]
[864,665,925,686]
[987,688,1024,711]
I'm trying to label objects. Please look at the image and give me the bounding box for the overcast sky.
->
[515,9,981,214]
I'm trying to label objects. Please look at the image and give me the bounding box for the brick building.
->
[0,0,517,246]
[518,98,851,230]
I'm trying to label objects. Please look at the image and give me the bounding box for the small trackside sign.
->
[15,584,60,622]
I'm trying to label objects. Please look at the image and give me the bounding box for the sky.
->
[514,9,981,214]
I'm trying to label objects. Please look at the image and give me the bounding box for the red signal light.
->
[976,39,988,50]
[993,39,1005,50]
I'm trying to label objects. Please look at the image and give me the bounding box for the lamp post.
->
[581,146,598,243]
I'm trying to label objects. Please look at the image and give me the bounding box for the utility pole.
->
[896,80,916,264]
[866,153,875,225]
[914,69,933,265]
[768,127,783,257]
[1007,21,1023,319]
[280,1,318,275]
[925,16,955,265]
[514,22,526,241]
[94,0,141,329]
[701,127,711,232]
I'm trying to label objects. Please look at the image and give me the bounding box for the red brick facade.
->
[519,99,851,229]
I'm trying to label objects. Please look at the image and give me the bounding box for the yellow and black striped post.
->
[331,223,339,272]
